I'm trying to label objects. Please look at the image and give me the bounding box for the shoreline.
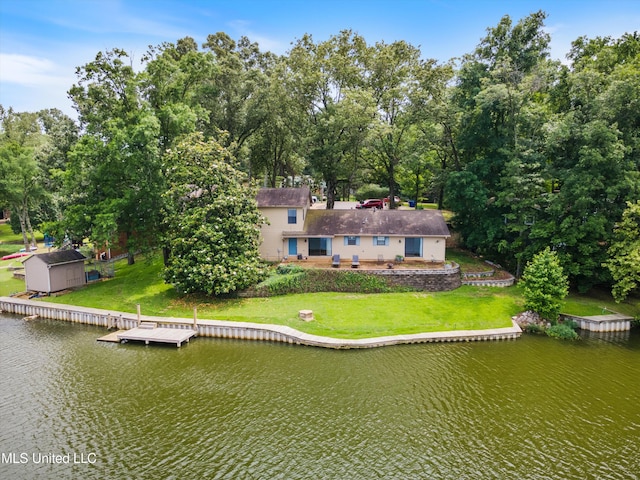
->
[0,296,522,349]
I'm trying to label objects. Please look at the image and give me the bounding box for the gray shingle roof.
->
[256,187,311,207]
[302,209,450,237]
[26,250,86,265]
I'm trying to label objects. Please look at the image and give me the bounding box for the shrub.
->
[355,184,388,202]
[546,323,579,340]
[249,268,410,296]
[523,323,544,334]
[265,272,305,295]
[276,264,305,275]
[522,247,569,323]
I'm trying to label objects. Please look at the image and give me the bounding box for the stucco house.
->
[256,187,450,263]
[23,250,87,293]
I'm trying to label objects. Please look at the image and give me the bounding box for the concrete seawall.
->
[0,296,522,349]
[560,313,633,332]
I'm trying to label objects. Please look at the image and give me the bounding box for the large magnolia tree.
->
[163,133,267,295]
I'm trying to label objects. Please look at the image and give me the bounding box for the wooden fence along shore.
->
[0,296,522,349]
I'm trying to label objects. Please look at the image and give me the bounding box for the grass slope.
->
[40,255,521,338]
[6,252,637,338]
[0,223,43,296]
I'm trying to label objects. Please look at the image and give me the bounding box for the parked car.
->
[356,199,384,209]
[384,196,402,205]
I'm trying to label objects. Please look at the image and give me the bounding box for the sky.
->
[1,0,639,119]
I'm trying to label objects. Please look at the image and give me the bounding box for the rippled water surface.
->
[1,313,639,479]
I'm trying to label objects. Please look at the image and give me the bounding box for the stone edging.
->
[0,296,521,349]
[462,270,495,278]
[462,275,515,287]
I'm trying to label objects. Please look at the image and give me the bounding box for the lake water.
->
[1,313,639,479]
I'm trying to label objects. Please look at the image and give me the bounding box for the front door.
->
[288,238,297,256]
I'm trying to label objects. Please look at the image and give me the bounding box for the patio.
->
[280,256,449,271]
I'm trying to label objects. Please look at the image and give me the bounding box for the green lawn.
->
[0,222,36,295]
[562,289,639,319]
[5,252,637,338]
[39,255,521,338]
[446,248,493,272]
[0,263,25,296]
[0,223,23,258]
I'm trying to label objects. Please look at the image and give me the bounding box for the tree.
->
[141,37,211,152]
[64,49,165,264]
[522,247,569,323]
[535,32,640,290]
[411,62,458,209]
[200,33,273,158]
[288,31,374,208]
[447,11,553,270]
[0,108,49,250]
[248,57,306,186]
[0,143,42,251]
[603,201,640,302]
[163,133,267,295]
[395,128,436,203]
[365,40,426,209]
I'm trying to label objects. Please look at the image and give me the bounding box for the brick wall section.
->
[367,264,461,291]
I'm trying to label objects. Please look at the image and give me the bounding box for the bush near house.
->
[248,268,408,296]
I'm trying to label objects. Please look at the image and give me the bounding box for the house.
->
[256,188,450,262]
[256,187,313,261]
[23,250,87,293]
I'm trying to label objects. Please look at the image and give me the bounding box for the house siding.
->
[259,207,307,261]
[256,189,449,263]
[334,235,446,262]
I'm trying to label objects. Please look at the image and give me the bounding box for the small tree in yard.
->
[522,247,569,323]
[163,133,267,296]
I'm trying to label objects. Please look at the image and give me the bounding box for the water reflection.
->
[1,314,639,479]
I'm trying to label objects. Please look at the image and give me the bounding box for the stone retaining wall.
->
[1,296,521,349]
[367,263,462,291]
[462,270,495,278]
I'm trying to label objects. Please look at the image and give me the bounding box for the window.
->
[309,238,332,256]
[405,237,422,257]
[344,236,360,246]
[373,236,389,246]
[287,209,297,224]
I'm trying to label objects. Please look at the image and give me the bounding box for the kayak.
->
[1,252,31,261]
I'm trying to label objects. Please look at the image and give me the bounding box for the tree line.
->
[0,11,638,297]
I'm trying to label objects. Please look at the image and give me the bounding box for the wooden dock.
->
[100,323,198,347]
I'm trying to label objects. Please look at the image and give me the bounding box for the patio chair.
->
[351,255,360,268]
[332,254,340,268]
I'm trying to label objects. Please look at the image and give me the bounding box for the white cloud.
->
[0,53,71,87]
[227,19,286,54]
